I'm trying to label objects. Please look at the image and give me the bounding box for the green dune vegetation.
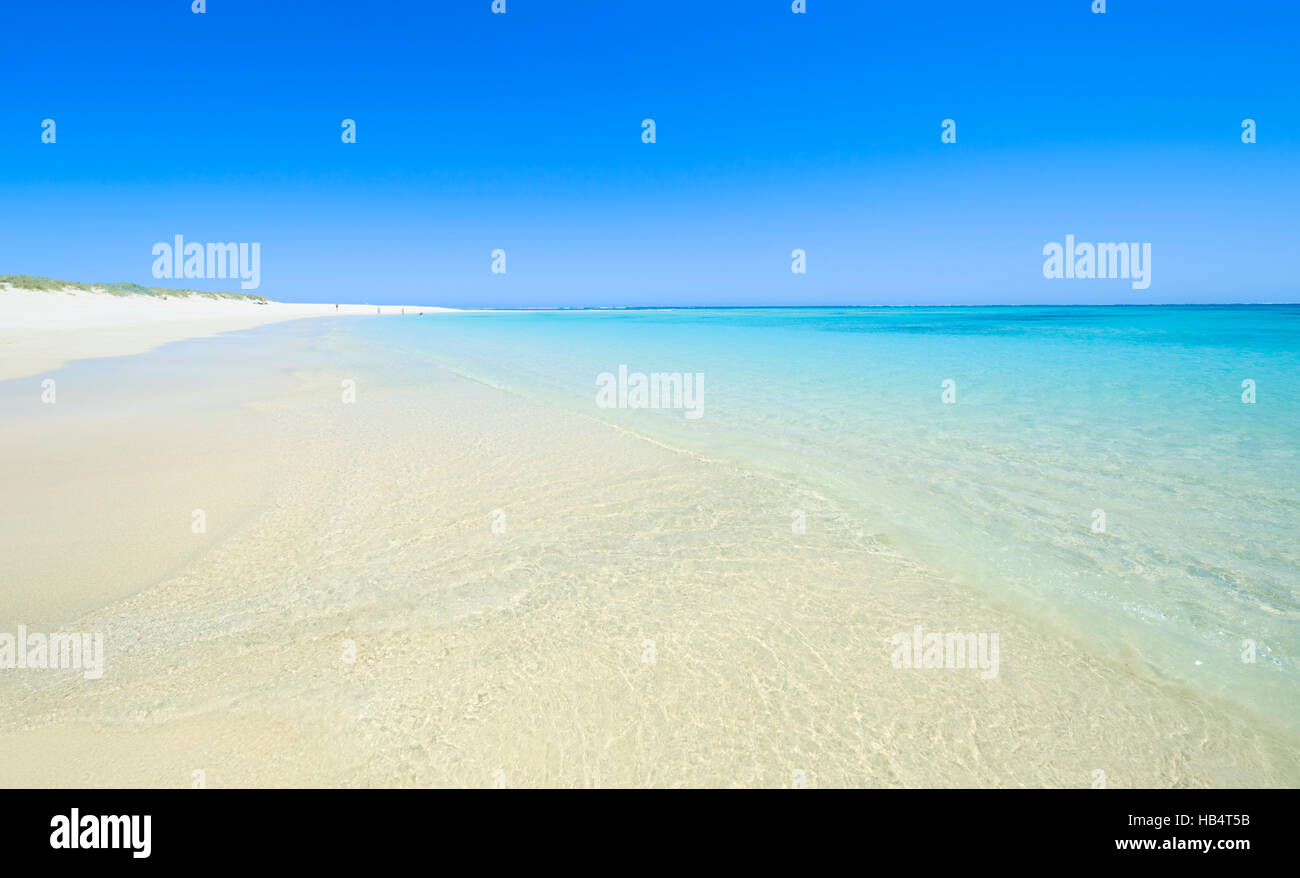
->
[0,274,271,303]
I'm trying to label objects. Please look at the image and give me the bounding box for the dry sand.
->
[0,284,453,381]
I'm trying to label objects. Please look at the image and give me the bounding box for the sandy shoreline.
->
[0,284,455,381]
[2,318,1297,787]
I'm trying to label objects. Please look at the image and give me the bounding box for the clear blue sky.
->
[1,1,1296,306]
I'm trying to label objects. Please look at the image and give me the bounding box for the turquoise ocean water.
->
[347,306,1300,733]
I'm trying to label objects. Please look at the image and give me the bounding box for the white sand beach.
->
[0,283,454,381]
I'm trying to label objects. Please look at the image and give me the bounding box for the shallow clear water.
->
[5,311,1297,786]
[351,306,1300,733]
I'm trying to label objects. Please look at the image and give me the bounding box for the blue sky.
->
[1,0,1296,306]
